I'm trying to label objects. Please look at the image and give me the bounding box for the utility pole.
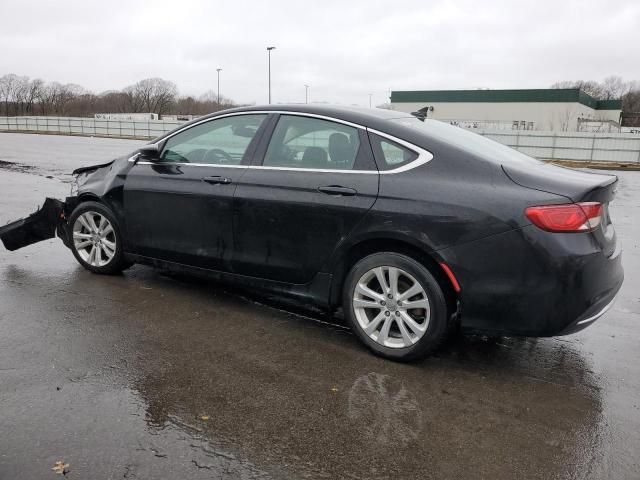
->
[304,84,309,104]
[267,46,276,104]
[216,68,222,104]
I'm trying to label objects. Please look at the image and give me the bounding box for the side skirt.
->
[124,253,333,311]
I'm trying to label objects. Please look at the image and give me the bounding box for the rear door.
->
[123,113,268,270]
[232,114,379,283]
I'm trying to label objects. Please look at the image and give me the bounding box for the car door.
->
[123,113,268,270]
[232,113,379,284]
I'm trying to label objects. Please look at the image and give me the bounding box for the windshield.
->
[391,117,542,166]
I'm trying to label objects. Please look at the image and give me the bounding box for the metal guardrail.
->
[0,116,639,164]
[0,116,185,139]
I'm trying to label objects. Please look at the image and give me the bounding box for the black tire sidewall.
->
[68,201,126,275]
[343,253,448,361]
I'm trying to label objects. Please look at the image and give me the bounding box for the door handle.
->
[317,185,357,196]
[202,175,232,185]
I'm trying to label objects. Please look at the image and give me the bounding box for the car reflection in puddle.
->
[348,372,423,445]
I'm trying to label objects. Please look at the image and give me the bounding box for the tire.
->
[343,252,450,361]
[68,201,130,275]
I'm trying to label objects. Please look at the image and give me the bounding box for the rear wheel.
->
[68,201,130,274]
[343,253,449,361]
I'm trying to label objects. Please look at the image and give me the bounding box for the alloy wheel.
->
[352,266,430,348]
[72,211,116,267]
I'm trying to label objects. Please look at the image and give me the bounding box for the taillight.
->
[525,202,602,233]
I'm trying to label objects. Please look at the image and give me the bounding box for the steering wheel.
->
[204,148,234,164]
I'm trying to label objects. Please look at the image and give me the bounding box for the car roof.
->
[196,104,413,130]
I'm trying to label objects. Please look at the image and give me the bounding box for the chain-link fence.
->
[477,130,640,164]
[0,116,185,139]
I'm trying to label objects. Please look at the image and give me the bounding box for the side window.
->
[370,134,418,171]
[160,114,266,165]
[263,115,360,170]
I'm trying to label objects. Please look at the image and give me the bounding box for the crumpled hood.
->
[72,160,116,175]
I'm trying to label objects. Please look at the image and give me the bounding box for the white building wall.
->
[594,109,621,123]
[390,101,620,132]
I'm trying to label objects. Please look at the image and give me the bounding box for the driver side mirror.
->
[138,144,161,160]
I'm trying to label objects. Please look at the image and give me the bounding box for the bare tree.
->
[550,80,605,99]
[124,78,177,118]
[12,76,27,115]
[0,74,20,115]
[601,76,628,100]
[97,90,132,113]
[624,85,640,111]
[25,79,44,114]
[551,77,633,100]
[622,81,640,126]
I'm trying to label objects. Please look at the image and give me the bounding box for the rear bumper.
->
[441,224,624,337]
[558,291,619,335]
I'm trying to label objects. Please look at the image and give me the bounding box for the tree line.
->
[551,76,640,126]
[0,74,236,118]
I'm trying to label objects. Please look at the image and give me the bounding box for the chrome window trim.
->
[133,111,434,175]
[251,165,374,174]
[135,161,376,174]
[367,127,433,174]
[136,161,249,169]
[150,110,365,147]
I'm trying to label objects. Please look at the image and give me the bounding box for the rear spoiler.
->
[410,106,434,122]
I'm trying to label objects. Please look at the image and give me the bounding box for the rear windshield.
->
[391,117,542,166]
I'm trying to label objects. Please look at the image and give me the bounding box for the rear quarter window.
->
[370,133,418,171]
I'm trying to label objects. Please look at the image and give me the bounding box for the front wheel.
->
[343,253,450,361]
[68,201,130,275]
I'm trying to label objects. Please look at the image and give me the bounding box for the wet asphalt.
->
[0,133,638,479]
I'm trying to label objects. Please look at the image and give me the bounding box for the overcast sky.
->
[1,0,639,106]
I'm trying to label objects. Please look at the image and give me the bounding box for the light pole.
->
[216,68,222,104]
[304,84,309,104]
[369,93,373,108]
[267,46,276,104]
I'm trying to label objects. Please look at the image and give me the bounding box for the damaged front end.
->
[0,158,118,252]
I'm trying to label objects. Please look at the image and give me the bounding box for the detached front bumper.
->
[0,198,69,251]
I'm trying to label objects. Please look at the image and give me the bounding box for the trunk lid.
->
[503,162,618,257]
[502,162,617,203]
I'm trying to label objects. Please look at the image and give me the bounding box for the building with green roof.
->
[390,89,622,132]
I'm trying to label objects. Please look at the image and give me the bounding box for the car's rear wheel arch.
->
[330,238,458,315]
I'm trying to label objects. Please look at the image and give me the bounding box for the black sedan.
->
[0,105,624,360]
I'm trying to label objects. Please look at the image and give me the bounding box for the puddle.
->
[0,159,36,173]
